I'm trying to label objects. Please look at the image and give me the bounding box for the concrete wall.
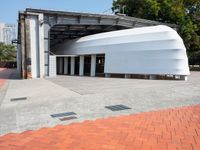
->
[52,25,190,76]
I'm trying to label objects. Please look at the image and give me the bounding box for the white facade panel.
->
[49,56,57,77]
[29,13,47,78]
[52,25,190,76]
[30,16,39,78]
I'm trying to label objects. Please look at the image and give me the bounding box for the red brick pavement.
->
[0,79,5,89]
[0,105,200,150]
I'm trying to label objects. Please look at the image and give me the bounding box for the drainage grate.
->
[105,104,131,111]
[50,112,77,118]
[10,97,27,101]
[59,116,78,121]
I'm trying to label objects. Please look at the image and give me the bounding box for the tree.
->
[0,42,16,62]
[113,0,200,64]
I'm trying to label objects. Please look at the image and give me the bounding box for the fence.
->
[0,61,17,68]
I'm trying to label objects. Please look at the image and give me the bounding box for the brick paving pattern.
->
[0,104,200,150]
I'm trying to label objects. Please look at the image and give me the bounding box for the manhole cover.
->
[50,112,76,118]
[105,104,131,111]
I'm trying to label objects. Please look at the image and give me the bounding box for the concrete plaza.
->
[0,69,200,136]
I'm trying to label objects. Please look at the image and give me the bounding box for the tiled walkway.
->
[0,104,199,150]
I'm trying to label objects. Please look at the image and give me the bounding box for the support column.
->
[79,56,84,76]
[125,74,131,78]
[105,73,111,78]
[90,54,96,77]
[173,75,179,80]
[64,57,68,74]
[38,14,45,78]
[43,22,51,77]
[58,57,63,74]
[70,56,75,75]
[17,43,21,72]
[49,55,57,77]
[149,75,156,80]
[180,75,188,81]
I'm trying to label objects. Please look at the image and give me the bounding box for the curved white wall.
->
[53,25,190,76]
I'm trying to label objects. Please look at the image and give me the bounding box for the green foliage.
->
[113,0,200,64]
[0,43,16,62]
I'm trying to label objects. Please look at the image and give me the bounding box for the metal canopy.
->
[50,24,128,46]
[24,8,177,47]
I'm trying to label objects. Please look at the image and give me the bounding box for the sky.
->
[0,0,113,26]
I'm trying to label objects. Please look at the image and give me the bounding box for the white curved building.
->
[52,25,190,80]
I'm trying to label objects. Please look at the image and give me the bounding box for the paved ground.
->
[0,104,199,150]
[0,69,200,136]
[0,68,20,105]
[0,69,200,149]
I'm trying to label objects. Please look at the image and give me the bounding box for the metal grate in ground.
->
[105,104,131,111]
[10,97,27,101]
[50,112,77,118]
[59,116,78,121]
